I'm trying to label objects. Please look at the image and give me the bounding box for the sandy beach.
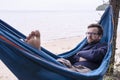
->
[0,35,120,80]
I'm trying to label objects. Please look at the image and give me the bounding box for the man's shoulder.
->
[96,42,108,47]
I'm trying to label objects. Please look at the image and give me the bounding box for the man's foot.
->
[25,30,41,49]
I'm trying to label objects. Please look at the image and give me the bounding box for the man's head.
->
[86,24,103,43]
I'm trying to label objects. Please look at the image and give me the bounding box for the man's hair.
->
[87,23,103,36]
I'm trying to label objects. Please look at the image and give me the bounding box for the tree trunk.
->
[107,0,120,75]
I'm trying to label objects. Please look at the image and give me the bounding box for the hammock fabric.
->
[0,5,113,80]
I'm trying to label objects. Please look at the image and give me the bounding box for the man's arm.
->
[75,44,108,63]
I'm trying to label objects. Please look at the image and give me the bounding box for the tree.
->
[108,0,120,75]
[96,2,109,11]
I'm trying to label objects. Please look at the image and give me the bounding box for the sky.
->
[0,0,109,11]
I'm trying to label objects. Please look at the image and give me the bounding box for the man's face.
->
[86,27,102,43]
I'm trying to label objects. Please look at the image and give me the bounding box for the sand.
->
[42,36,85,54]
[0,35,120,80]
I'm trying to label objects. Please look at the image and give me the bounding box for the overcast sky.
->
[0,0,109,11]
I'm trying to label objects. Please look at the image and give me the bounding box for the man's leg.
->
[25,30,41,49]
[57,58,91,73]
[72,65,91,73]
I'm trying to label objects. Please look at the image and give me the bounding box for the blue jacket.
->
[69,41,108,70]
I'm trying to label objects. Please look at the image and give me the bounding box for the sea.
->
[0,10,120,42]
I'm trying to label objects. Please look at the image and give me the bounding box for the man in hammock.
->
[25,23,108,73]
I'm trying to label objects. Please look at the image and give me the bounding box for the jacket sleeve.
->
[76,44,108,63]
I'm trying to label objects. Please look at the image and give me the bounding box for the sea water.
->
[0,10,119,42]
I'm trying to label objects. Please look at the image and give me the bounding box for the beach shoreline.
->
[42,35,85,54]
